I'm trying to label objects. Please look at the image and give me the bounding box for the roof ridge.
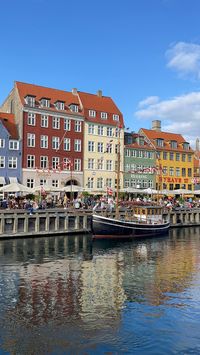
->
[16,81,72,95]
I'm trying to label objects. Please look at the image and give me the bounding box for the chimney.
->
[152,120,161,131]
[97,89,102,97]
[196,138,200,151]
[72,88,77,95]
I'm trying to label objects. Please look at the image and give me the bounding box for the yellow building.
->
[78,90,124,193]
[140,121,194,191]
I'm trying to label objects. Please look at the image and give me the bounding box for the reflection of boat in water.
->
[92,205,170,239]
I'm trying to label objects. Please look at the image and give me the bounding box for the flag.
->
[107,187,113,196]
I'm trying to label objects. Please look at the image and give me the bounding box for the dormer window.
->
[40,98,50,108]
[25,95,36,107]
[89,110,96,117]
[113,114,119,121]
[101,112,108,120]
[69,104,79,113]
[170,140,177,149]
[55,101,65,110]
[156,138,164,147]
[183,142,189,150]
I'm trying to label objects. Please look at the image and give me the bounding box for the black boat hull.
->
[92,214,170,239]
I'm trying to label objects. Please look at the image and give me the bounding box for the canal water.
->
[0,228,200,354]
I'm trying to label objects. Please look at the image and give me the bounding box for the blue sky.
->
[1,0,200,145]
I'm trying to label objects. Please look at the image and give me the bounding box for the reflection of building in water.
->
[80,253,126,324]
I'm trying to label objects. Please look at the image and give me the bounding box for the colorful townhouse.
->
[77,90,124,193]
[0,112,22,186]
[124,132,156,189]
[0,82,84,189]
[193,138,200,190]
[139,120,194,191]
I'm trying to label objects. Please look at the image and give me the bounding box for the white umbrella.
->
[141,188,158,194]
[194,189,200,195]
[122,187,143,194]
[172,188,193,195]
[0,182,32,193]
[32,185,62,193]
[62,185,83,192]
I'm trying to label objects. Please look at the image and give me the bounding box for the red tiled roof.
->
[125,142,154,150]
[0,112,18,139]
[78,91,124,127]
[15,81,83,116]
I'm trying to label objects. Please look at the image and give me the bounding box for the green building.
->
[124,133,156,189]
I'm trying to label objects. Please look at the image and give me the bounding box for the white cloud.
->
[135,92,200,146]
[138,96,160,108]
[166,42,200,80]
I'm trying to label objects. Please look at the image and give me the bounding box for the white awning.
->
[9,177,18,184]
[0,177,5,185]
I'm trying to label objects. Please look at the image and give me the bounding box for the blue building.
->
[0,112,22,186]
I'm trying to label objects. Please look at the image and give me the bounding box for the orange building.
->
[139,120,194,191]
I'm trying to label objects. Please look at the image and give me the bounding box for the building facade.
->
[1,82,84,188]
[0,112,22,186]
[124,132,156,189]
[139,121,194,191]
[77,90,124,193]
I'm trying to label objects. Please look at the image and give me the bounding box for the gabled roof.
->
[0,112,18,139]
[78,91,124,127]
[15,81,83,115]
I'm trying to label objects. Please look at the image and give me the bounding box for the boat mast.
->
[116,126,121,219]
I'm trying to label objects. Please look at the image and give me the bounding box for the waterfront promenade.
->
[1,207,200,238]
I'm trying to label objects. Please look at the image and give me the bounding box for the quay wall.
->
[0,208,200,239]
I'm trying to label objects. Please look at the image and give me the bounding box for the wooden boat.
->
[92,205,170,239]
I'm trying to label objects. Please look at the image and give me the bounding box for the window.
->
[106,178,112,187]
[88,141,95,152]
[69,104,78,112]
[25,96,35,107]
[97,158,103,170]
[176,167,180,176]
[9,140,19,150]
[52,179,59,187]
[0,139,5,148]
[156,139,164,147]
[97,142,103,153]
[88,124,95,134]
[27,178,34,188]
[97,177,103,189]
[88,158,94,169]
[52,117,60,129]
[188,154,192,162]
[40,98,50,108]
[107,127,113,137]
[188,168,192,177]
[182,153,186,162]
[64,118,71,131]
[106,142,112,153]
[75,121,82,132]
[0,156,5,168]
[125,149,130,157]
[169,152,174,161]
[55,101,65,110]
[115,127,120,137]
[176,153,180,161]
[183,142,189,150]
[101,112,108,120]
[169,167,174,176]
[87,177,94,189]
[40,135,48,149]
[113,114,119,121]
[63,138,70,151]
[40,179,47,186]
[182,168,186,177]
[28,113,36,126]
[8,157,17,169]
[63,158,71,170]
[40,156,48,169]
[98,126,104,135]
[52,137,60,150]
[106,160,112,170]
[27,155,35,168]
[74,159,81,171]
[171,140,177,149]
[163,152,168,160]
[163,166,167,175]
[27,133,35,147]
[89,110,96,117]
[41,115,48,128]
[124,179,130,188]
[52,157,60,169]
[74,139,81,152]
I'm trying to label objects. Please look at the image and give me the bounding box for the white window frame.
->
[52,117,60,129]
[75,121,82,132]
[27,112,36,126]
[98,126,104,136]
[107,127,113,137]
[63,138,71,151]
[74,159,81,171]
[88,124,95,134]
[0,156,5,168]
[64,118,71,131]
[8,156,17,169]
[113,114,119,121]
[101,112,108,120]
[0,139,5,148]
[40,98,50,108]
[106,160,112,171]
[40,156,48,169]
[88,141,95,152]
[40,135,48,149]
[27,155,35,168]
[70,104,78,112]
[9,140,19,150]
[89,110,96,117]
[52,136,60,150]
[52,157,60,169]
[41,115,49,128]
[97,142,103,153]
[88,158,94,169]
[27,178,34,188]
[27,133,35,147]
[74,139,81,152]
